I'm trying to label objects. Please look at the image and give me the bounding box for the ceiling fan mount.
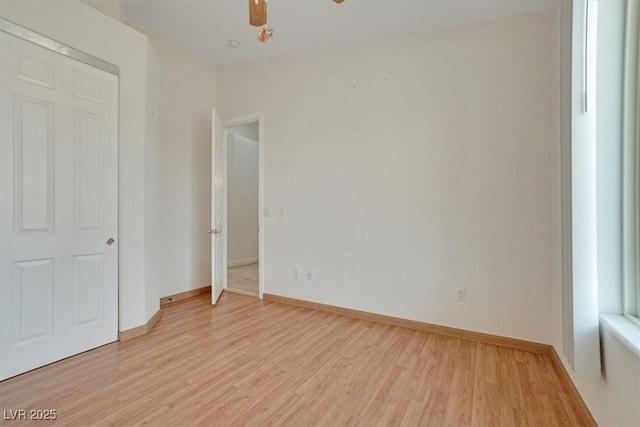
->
[249,0,346,42]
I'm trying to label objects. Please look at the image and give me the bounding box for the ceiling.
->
[123,0,557,66]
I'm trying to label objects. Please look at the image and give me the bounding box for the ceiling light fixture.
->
[248,0,345,43]
[249,0,273,43]
[249,0,267,27]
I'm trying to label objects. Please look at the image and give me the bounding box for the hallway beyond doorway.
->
[227,263,258,297]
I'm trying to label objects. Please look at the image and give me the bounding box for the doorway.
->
[225,120,260,297]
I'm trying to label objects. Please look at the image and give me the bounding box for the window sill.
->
[600,314,640,359]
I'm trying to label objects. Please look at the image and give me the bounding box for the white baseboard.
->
[228,257,258,268]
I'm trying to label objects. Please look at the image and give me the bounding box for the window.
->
[623,0,640,324]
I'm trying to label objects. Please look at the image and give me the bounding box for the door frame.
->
[222,112,265,299]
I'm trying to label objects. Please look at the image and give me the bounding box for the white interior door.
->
[211,108,225,304]
[0,31,118,380]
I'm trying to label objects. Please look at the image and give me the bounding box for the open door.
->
[211,108,225,304]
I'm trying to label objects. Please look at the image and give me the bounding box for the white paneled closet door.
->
[0,31,118,380]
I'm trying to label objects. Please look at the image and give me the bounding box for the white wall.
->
[596,327,640,425]
[227,134,259,267]
[124,25,218,298]
[219,10,558,344]
[0,0,159,329]
[144,40,161,320]
[80,0,122,21]
[571,325,640,426]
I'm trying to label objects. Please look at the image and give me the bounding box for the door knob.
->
[106,238,115,246]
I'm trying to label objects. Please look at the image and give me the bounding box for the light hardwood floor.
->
[0,293,593,426]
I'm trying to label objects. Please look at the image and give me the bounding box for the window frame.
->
[623,0,640,326]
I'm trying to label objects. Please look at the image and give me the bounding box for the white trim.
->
[223,112,265,300]
[601,315,640,359]
[623,0,640,318]
[0,18,118,75]
[569,0,601,378]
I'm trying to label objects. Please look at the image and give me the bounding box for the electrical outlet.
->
[293,268,300,279]
[456,288,467,302]
[306,270,313,281]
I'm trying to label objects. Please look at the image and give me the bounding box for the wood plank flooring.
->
[0,293,593,426]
